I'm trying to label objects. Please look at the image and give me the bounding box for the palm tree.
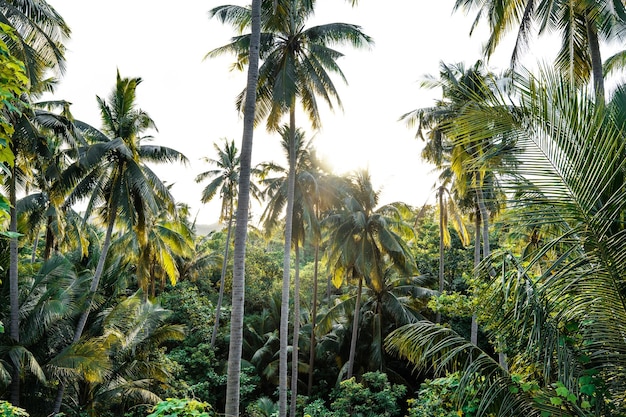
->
[195,138,260,349]
[0,0,70,92]
[51,71,187,414]
[424,184,470,323]
[388,67,626,416]
[70,293,185,416]
[402,60,513,343]
[317,269,435,379]
[257,126,322,413]
[452,0,626,101]
[1,10,69,400]
[323,170,416,380]
[118,204,194,299]
[209,1,261,415]
[209,3,371,414]
[6,100,81,405]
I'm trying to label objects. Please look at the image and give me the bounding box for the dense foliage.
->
[2,0,626,417]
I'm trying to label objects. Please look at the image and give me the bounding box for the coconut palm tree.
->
[69,293,185,417]
[257,126,322,412]
[388,67,626,416]
[6,99,81,405]
[195,138,260,349]
[209,3,371,414]
[452,0,626,101]
[209,1,261,415]
[51,71,187,414]
[428,184,470,323]
[323,170,416,380]
[402,60,514,343]
[316,269,435,380]
[0,0,70,92]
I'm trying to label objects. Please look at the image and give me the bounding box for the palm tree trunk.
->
[279,105,298,417]
[211,208,234,349]
[585,11,604,103]
[52,200,119,414]
[307,243,319,395]
[346,276,363,380]
[224,1,260,415]
[44,215,55,260]
[31,231,39,264]
[471,205,480,346]
[476,180,507,368]
[437,188,444,324]
[9,166,20,406]
[476,187,490,259]
[289,244,301,417]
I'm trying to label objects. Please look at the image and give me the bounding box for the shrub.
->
[146,398,214,417]
[330,372,406,417]
[0,402,29,417]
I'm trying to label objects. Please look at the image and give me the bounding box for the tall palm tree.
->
[323,170,416,380]
[195,138,260,349]
[402,60,513,343]
[6,100,80,405]
[388,67,626,417]
[1,8,69,400]
[452,0,626,101]
[51,71,187,414]
[257,126,321,415]
[421,183,470,323]
[209,1,261,415]
[209,3,371,414]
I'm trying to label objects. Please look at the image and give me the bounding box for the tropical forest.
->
[2,0,626,416]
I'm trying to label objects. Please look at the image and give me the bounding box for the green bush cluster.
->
[0,402,29,417]
[303,372,406,417]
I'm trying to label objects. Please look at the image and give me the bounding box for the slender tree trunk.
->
[44,215,55,260]
[585,12,604,104]
[52,197,119,414]
[289,244,301,417]
[9,166,20,406]
[31,226,40,263]
[211,208,234,349]
[224,1,260,415]
[279,105,298,417]
[307,243,319,395]
[471,205,480,346]
[476,188,490,259]
[437,188,444,324]
[476,178,507,368]
[346,276,363,380]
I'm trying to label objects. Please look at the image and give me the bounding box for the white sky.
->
[43,0,541,226]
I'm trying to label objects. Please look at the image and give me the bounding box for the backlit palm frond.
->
[47,338,111,384]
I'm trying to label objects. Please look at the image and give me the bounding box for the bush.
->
[330,372,406,417]
[406,372,480,417]
[147,398,214,417]
[0,402,29,417]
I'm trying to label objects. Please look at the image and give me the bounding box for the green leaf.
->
[555,385,569,397]
[580,384,596,396]
[550,397,563,406]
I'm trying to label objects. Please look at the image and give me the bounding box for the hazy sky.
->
[44,0,529,225]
